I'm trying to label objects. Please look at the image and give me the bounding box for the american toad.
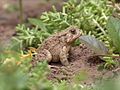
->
[31,26,81,67]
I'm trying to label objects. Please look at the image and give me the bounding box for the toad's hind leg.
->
[31,49,52,67]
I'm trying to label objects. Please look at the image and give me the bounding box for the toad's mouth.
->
[67,36,79,43]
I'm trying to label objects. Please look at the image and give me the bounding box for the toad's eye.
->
[70,29,76,34]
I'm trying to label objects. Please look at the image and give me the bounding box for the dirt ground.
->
[48,45,120,85]
[0,0,63,42]
[0,0,120,86]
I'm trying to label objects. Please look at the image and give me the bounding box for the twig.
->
[19,0,24,23]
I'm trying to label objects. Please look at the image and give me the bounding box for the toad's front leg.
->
[60,46,69,66]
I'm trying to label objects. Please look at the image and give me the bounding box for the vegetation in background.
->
[107,16,120,53]
[15,0,119,69]
[40,0,114,40]
[0,46,120,90]
[1,0,120,90]
[0,46,92,90]
[3,3,19,13]
[15,0,114,48]
[79,35,119,69]
[16,24,50,48]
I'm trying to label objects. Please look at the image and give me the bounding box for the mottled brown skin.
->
[31,26,81,67]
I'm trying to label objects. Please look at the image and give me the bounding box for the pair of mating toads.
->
[31,26,82,67]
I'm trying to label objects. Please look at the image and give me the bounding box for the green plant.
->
[0,49,90,90]
[15,24,50,48]
[79,35,109,56]
[0,45,29,90]
[1,39,120,90]
[3,3,19,13]
[0,61,28,90]
[40,0,114,39]
[2,0,120,89]
[79,35,118,69]
[103,56,117,69]
[15,0,115,48]
[107,16,120,53]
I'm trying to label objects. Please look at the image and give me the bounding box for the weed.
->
[15,24,50,48]
[107,16,120,53]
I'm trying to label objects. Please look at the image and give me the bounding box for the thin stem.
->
[19,0,24,23]
[92,19,107,36]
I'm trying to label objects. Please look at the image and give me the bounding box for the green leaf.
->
[106,16,120,53]
[79,35,109,55]
[28,18,47,31]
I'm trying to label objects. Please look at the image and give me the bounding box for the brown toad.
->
[31,26,81,67]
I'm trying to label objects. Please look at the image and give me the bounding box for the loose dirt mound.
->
[48,45,119,85]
